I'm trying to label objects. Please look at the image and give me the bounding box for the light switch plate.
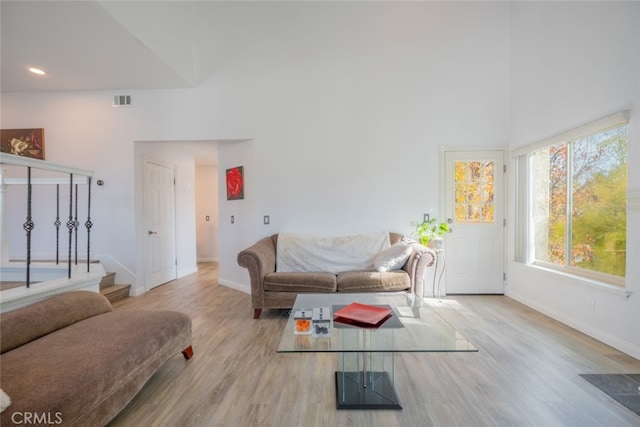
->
[264,215,270,225]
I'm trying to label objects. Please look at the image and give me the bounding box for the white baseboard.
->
[218,278,250,295]
[507,290,640,360]
[197,257,218,263]
[128,285,145,297]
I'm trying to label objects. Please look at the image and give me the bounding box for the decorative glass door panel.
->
[454,161,495,224]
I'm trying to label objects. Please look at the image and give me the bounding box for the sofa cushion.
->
[264,272,337,292]
[0,291,113,354]
[373,243,412,272]
[337,270,411,292]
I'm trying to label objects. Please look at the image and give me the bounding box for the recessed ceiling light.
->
[28,67,46,75]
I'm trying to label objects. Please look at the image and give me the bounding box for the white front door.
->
[443,150,505,294]
[143,160,177,290]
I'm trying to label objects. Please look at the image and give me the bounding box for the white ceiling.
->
[1,1,201,92]
[1,1,226,165]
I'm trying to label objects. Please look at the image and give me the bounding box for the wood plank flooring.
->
[108,263,640,426]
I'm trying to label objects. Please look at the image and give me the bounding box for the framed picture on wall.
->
[226,166,244,200]
[0,128,45,160]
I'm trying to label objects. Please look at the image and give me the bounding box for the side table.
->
[429,249,445,300]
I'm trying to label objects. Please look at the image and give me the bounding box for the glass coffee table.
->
[277,292,477,409]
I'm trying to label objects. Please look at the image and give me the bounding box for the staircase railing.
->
[0,153,94,288]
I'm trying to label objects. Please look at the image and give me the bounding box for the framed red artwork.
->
[0,128,45,160]
[226,166,244,200]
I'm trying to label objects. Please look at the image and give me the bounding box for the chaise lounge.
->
[0,291,193,426]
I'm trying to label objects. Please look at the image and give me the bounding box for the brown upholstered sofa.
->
[238,232,436,319]
[0,291,192,426]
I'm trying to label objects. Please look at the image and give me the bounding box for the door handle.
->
[148,230,157,235]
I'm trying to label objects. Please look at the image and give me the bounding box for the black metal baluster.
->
[22,167,34,288]
[74,183,79,265]
[85,177,93,272]
[54,184,61,264]
[66,174,74,279]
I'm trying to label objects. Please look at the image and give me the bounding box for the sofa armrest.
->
[0,291,113,354]
[403,243,437,295]
[237,235,277,314]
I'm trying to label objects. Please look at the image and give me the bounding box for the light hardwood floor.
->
[108,263,640,427]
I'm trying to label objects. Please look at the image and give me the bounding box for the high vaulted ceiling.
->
[1,1,204,92]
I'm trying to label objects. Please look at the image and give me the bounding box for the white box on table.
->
[312,306,331,337]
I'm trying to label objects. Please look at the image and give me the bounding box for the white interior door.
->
[144,160,177,290]
[443,150,505,294]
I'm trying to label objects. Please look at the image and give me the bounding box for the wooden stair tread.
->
[100,284,131,304]
[101,284,129,293]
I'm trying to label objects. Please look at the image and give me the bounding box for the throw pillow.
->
[0,388,10,413]
[373,243,412,272]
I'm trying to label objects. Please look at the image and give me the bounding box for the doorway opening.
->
[134,140,219,293]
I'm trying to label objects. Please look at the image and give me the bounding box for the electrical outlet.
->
[424,213,430,222]
[231,215,234,224]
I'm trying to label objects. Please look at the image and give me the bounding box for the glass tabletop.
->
[277,292,478,353]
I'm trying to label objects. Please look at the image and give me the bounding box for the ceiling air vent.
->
[113,95,132,107]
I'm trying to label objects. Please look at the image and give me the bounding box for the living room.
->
[1,1,639,423]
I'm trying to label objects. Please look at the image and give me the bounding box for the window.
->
[514,111,628,286]
[454,161,495,223]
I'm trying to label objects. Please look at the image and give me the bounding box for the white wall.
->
[209,1,510,288]
[508,2,640,358]
[0,2,511,292]
[211,2,510,238]
[217,140,258,290]
[195,164,219,262]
